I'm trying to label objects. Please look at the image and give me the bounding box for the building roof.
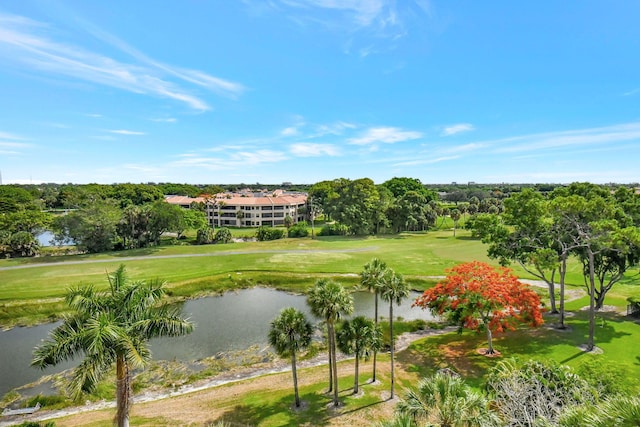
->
[165,192,307,207]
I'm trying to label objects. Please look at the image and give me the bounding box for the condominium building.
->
[165,189,308,228]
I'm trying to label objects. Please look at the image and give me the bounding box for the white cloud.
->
[281,126,299,136]
[0,12,245,111]
[312,121,356,137]
[85,113,102,118]
[443,142,485,154]
[394,155,459,167]
[492,122,640,154]
[441,123,475,136]
[0,132,31,152]
[230,149,288,164]
[623,88,640,96]
[348,126,422,145]
[290,143,339,157]
[0,131,26,140]
[151,117,177,123]
[280,0,386,27]
[108,129,146,135]
[270,0,431,55]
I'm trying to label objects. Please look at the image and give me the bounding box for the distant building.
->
[165,189,307,228]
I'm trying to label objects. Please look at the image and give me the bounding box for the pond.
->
[0,288,433,397]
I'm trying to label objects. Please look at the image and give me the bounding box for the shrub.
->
[318,223,349,236]
[255,227,285,241]
[287,222,309,238]
[214,227,233,244]
[196,227,216,245]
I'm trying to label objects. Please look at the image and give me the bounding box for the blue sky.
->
[1,1,639,185]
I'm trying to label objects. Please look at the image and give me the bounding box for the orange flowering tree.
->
[414,261,544,354]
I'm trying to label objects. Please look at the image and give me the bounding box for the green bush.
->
[318,223,349,236]
[214,227,232,244]
[196,227,216,245]
[255,227,285,241]
[287,222,309,238]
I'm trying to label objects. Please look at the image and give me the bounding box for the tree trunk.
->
[354,353,359,394]
[291,351,300,407]
[547,280,558,314]
[372,293,378,382]
[558,256,567,329]
[485,327,494,355]
[389,304,395,399]
[329,322,340,406]
[115,355,130,427]
[587,250,596,351]
[327,323,333,393]
[595,291,607,311]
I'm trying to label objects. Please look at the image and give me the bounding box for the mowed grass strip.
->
[1,230,636,327]
[0,232,482,300]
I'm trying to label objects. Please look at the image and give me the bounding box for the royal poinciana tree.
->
[414,261,544,354]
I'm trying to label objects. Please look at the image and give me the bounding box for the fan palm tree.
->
[379,268,410,399]
[359,257,388,382]
[268,307,313,408]
[337,316,383,394]
[32,265,194,427]
[396,372,500,427]
[306,279,354,406]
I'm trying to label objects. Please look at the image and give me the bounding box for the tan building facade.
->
[165,190,308,228]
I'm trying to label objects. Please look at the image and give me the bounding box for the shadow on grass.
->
[211,382,388,426]
[111,247,162,257]
[211,391,332,426]
[396,310,635,387]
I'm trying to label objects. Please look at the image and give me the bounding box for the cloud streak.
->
[348,126,422,145]
[491,122,640,154]
[0,12,245,111]
[290,142,339,156]
[108,129,146,135]
[441,123,475,136]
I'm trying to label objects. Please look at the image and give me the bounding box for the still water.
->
[0,288,432,397]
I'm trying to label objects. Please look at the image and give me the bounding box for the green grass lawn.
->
[1,229,637,327]
[4,225,640,425]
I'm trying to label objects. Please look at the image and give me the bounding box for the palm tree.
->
[32,265,194,427]
[268,307,313,408]
[359,257,388,383]
[450,208,461,237]
[306,279,354,407]
[378,268,410,399]
[337,316,383,394]
[396,372,500,427]
[376,414,416,427]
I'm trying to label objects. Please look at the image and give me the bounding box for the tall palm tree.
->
[306,279,354,407]
[359,258,388,383]
[268,307,313,408]
[379,268,410,399]
[396,372,500,426]
[32,265,194,427]
[337,316,383,394]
